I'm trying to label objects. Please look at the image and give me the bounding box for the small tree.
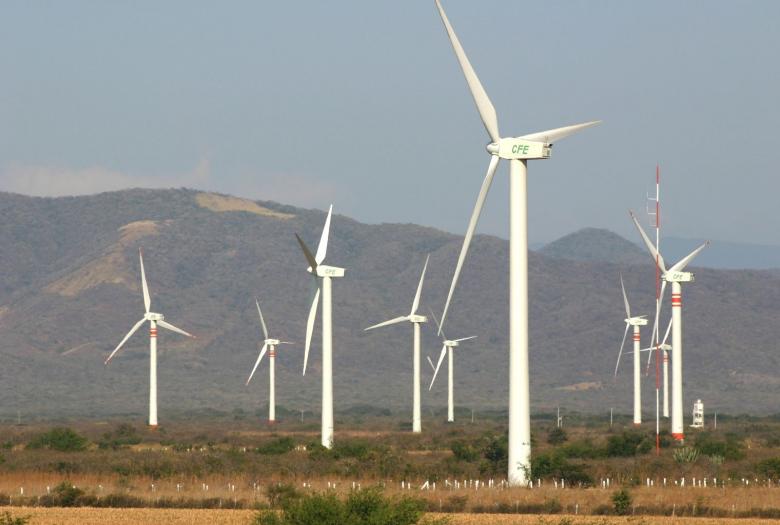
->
[547,427,568,445]
[612,488,632,516]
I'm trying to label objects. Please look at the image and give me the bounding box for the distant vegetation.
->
[254,488,431,525]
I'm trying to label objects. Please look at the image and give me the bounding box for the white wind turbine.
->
[427,309,476,423]
[105,249,194,427]
[630,212,708,441]
[295,205,344,449]
[613,275,648,426]
[246,298,293,423]
[433,0,600,485]
[364,255,430,433]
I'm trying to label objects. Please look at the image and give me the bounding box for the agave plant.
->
[674,446,701,464]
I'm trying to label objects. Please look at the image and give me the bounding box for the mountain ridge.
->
[0,188,778,421]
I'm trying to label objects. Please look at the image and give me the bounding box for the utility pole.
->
[610,408,613,429]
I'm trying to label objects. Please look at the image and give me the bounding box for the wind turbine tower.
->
[105,249,194,427]
[365,256,430,433]
[631,213,708,441]
[428,309,476,423]
[433,0,600,485]
[614,275,647,425]
[296,205,344,449]
[246,298,293,423]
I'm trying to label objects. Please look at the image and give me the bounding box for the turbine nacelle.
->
[265,338,280,346]
[444,339,459,348]
[145,312,164,322]
[664,271,694,283]
[488,138,551,160]
[625,316,648,327]
[315,265,345,278]
[408,314,427,324]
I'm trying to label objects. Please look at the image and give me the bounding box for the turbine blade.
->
[439,155,500,333]
[105,318,146,364]
[303,286,321,376]
[647,279,668,369]
[620,273,631,319]
[614,323,630,377]
[426,355,436,371]
[255,298,269,340]
[364,316,409,331]
[519,120,601,144]
[428,308,446,341]
[434,0,500,142]
[660,316,673,346]
[315,205,333,265]
[157,319,194,338]
[629,210,667,272]
[453,335,477,342]
[410,255,430,316]
[139,249,151,314]
[429,344,448,390]
[246,343,268,385]
[669,241,709,273]
[295,234,319,272]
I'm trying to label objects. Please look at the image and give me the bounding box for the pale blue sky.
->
[1,1,778,244]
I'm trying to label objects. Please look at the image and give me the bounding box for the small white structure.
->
[691,399,704,428]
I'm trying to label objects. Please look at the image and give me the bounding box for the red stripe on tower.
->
[671,293,682,307]
[150,329,158,337]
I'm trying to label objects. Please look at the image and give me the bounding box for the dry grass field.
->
[9,508,780,525]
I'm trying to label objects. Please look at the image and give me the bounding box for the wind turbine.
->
[433,0,600,485]
[427,309,476,423]
[613,275,648,426]
[364,255,430,433]
[105,249,194,427]
[246,298,293,423]
[630,211,708,441]
[295,205,344,449]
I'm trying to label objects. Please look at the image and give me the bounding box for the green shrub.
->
[256,437,296,456]
[39,481,85,507]
[694,432,745,461]
[450,441,479,462]
[266,482,301,509]
[0,512,30,525]
[255,488,428,525]
[606,431,651,457]
[27,427,88,452]
[611,488,632,515]
[547,427,568,445]
[757,457,780,478]
[98,423,142,449]
[531,453,592,486]
[559,439,603,459]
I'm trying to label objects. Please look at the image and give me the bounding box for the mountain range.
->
[0,189,778,421]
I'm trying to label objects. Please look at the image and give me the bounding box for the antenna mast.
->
[646,165,661,454]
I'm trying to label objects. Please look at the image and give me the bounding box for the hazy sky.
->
[1,1,778,244]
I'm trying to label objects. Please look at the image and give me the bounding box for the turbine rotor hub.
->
[486,142,499,155]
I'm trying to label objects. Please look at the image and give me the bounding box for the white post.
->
[508,159,530,486]
[149,320,158,427]
[413,322,422,433]
[663,349,670,418]
[671,281,684,441]
[269,345,276,422]
[633,325,641,425]
[322,276,334,448]
[447,346,454,422]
